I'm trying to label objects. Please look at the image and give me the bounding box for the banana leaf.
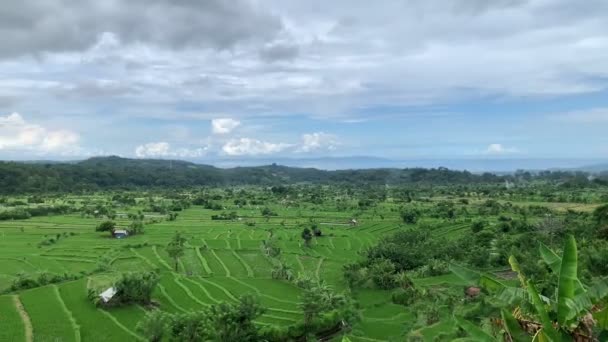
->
[454,316,496,342]
[539,240,585,295]
[509,255,527,288]
[527,281,561,341]
[539,242,561,274]
[501,309,529,342]
[450,263,507,293]
[556,235,577,326]
[593,306,608,330]
[585,276,608,303]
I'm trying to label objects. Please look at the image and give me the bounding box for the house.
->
[112,229,129,239]
[100,287,117,303]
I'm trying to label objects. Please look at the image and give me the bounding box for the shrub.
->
[471,221,485,233]
[96,220,116,232]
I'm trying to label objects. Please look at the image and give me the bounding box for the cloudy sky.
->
[1,0,608,163]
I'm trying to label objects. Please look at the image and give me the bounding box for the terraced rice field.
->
[0,201,477,341]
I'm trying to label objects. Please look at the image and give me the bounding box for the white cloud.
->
[211,118,241,134]
[484,143,518,155]
[222,138,291,156]
[135,142,170,157]
[0,112,81,153]
[135,142,206,158]
[297,132,338,152]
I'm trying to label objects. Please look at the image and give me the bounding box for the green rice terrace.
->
[1,181,608,341]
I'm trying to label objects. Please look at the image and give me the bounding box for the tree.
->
[471,221,485,233]
[165,295,264,342]
[136,310,169,342]
[299,280,359,332]
[369,259,397,289]
[128,220,144,235]
[301,227,313,247]
[95,220,116,233]
[210,295,265,342]
[167,231,186,272]
[271,261,293,281]
[113,271,159,305]
[401,209,419,224]
[312,224,322,237]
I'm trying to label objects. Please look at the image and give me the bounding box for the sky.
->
[1,0,608,166]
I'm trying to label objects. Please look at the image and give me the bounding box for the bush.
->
[96,220,116,232]
[471,221,485,233]
[401,209,419,224]
[105,271,160,306]
[392,287,418,306]
[369,259,397,289]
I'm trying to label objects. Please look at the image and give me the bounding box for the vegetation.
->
[1,160,608,340]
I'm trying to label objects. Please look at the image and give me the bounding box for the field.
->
[0,188,605,341]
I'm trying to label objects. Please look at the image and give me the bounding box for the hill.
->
[0,156,508,194]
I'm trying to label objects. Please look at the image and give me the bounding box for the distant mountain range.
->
[8,156,608,173]
[202,156,608,173]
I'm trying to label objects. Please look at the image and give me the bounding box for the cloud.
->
[259,42,300,62]
[52,79,137,99]
[297,132,338,152]
[222,138,291,156]
[0,0,283,59]
[134,141,206,158]
[0,112,81,153]
[555,108,608,123]
[211,118,241,134]
[484,143,518,155]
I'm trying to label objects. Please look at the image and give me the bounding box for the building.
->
[100,287,117,303]
[112,229,129,239]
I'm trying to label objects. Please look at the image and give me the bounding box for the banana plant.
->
[450,235,608,341]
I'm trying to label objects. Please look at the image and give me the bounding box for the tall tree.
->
[301,227,313,247]
[167,231,186,272]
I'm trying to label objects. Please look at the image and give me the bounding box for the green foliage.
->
[400,208,419,224]
[136,310,169,342]
[301,227,313,247]
[112,271,159,306]
[9,272,80,292]
[167,231,186,271]
[452,235,608,341]
[163,295,264,342]
[369,259,397,289]
[95,220,116,232]
[128,220,145,235]
[471,220,485,233]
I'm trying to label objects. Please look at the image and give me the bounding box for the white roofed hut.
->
[99,287,117,304]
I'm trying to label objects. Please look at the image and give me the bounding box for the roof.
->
[100,287,117,303]
[113,229,128,235]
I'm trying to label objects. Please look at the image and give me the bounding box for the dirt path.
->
[12,295,33,342]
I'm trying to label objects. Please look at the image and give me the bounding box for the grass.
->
[0,295,26,341]
[20,285,78,342]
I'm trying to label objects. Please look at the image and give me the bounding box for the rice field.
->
[0,197,484,341]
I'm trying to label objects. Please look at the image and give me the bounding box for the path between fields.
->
[12,295,33,342]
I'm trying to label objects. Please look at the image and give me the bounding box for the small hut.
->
[99,287,117,303]
[112,229,129,239]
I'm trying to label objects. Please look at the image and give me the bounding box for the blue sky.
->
[1,0,608,165]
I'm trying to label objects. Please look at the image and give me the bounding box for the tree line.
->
[2,156,607,194]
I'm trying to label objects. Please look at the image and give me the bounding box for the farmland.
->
[1,172,608,341]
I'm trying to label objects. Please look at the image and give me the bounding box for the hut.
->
[99,287,117,303]
[112,229,129,239]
